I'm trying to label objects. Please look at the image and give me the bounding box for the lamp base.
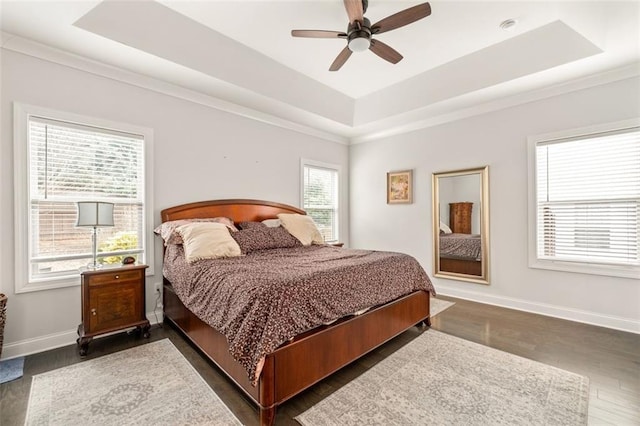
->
[86,263,104,270]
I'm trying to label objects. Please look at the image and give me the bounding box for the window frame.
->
[14,103,155,293]
[300,159,342,243]
[527,118,640,279]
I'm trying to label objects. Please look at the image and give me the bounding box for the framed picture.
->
[387,170,413,204]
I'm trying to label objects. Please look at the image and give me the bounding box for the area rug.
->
[296,330,589,426]
[25,339,241,425]
[0,356,25,383]
[430,297,454,317]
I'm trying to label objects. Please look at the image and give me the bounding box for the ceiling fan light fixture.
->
[348,36,371,52]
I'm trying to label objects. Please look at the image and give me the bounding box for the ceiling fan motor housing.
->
[347,17,372,52]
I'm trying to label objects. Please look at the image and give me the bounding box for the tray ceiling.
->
[1,1,638,141]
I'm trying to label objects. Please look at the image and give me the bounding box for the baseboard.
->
[437,287,640,335]
[5,294,637,360]
[1,310,163,360]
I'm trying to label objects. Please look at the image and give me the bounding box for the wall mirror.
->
[432,166,490,284]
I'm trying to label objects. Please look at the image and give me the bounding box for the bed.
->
[160,199,434,425]
[439,232,482,276]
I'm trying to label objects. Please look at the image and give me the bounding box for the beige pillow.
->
[440,221,453,234]
[176,222,241,263]
[277,213,324,246]
[261,218,282,228]
[154,217,237,246]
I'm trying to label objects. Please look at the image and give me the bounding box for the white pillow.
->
[277,213,324,246]
[440,221,453,234]
[261,218,282,228]
[176,222,241,263]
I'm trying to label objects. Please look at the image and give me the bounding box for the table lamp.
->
[76,201,114,269]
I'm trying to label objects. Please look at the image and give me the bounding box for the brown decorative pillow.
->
[266,226,302,248]
[231,227,279,254]
[154,217,238,246]
[231,223,301,254]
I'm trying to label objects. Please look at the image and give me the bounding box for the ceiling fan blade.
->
[343,0,364,24]
[291,30,347,39]
[329,46,353,71]
[371,2,431,34]
[369,39,403,64]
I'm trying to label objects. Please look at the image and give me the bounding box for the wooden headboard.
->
[161,199,306,224]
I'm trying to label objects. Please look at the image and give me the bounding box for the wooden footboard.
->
[269,289,430,403]
[164,282,430,425]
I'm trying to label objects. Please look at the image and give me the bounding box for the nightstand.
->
[77,264,150,356]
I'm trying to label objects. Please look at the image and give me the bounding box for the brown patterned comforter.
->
[163,244,435,384]
[440,233,482,261]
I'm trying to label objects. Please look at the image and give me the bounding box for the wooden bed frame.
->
[161,199,431,425]
[440,257,482,276]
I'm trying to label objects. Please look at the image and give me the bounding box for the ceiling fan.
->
[291,0,431,71]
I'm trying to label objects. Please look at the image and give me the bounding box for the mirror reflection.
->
[432,166,489,284]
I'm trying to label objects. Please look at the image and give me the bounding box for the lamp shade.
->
[76,202,115,227]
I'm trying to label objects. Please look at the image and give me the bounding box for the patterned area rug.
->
[297,330,589,426]
[25,339,241,426]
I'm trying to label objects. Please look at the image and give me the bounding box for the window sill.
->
[16,275,80,294]
[529,258,640,279]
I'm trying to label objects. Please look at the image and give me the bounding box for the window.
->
[528,120,640,278]
[14,104,154,292]
[301,160,340,243]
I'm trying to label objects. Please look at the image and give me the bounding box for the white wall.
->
[350,76,640,333]
[0,49,349,358]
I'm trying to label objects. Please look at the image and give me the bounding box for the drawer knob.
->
[91,308,97,316]
[115,275,119,279]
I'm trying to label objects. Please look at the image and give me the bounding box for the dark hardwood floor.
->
[1,296,638,425]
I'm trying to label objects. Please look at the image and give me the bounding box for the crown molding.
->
[350,62,640,144]
[2,31,638,147]
[0,31,350,145]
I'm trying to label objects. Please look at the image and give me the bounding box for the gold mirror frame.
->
[432,166,490,285]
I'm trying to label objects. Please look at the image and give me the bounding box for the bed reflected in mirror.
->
[432,166,490,284]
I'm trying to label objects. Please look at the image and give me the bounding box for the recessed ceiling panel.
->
[355,20,603,125]
[74,0,355,126]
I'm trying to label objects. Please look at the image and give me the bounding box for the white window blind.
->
[28,116,146,281]
[303,163,339,242]
[534,127,640,268]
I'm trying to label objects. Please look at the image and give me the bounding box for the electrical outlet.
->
[154,283,161,293]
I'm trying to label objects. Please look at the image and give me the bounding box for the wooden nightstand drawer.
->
[86,269,143,285]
